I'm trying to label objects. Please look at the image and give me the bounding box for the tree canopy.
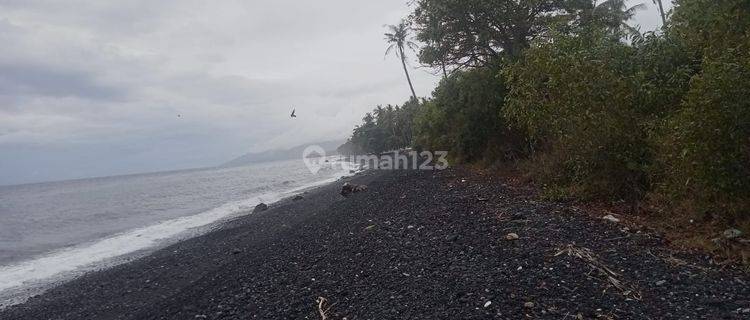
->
[411,0,590,70]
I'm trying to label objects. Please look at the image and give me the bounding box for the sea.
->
[0,157,355,307]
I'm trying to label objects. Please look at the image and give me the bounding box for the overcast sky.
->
[0,0,671,185]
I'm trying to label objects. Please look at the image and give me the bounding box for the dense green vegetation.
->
[339,100,420,155]
[343,0,749,229]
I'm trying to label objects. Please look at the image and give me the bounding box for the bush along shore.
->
[340,0,750,262]
[2,168,749,319]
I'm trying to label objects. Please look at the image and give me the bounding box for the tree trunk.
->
[399,46,418,102]
[655,0,667,27]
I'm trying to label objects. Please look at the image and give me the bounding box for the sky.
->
[0,0,672,186]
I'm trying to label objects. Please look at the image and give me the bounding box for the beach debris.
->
[315,296,331,320]
[524,302,535,308]
[364,225,376,230]
[483,301,492,308]
[293,195,305,201]
[253,203,269,213]
[602,214,620,223]
[723,228,743,239]
[341,182,368,197]
[655,280,667,286]
[555,244,642,300]
[505,233,520,241]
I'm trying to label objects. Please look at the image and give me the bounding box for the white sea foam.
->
[0,169,352,307]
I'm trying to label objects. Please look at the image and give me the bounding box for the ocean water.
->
[0,157,354,306]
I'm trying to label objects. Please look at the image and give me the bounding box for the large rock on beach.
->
[340,182,368,197]
[252,203,269,213]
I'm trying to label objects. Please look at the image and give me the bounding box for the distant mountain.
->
[221,140,345,167]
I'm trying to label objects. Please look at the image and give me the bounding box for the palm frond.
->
[385,44,398,58]
[623,24,642,39]
[623,2,647,17]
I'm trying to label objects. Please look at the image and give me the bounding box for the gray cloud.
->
[0,63,123,100]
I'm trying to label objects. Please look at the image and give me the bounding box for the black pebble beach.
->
[2,168,749,319]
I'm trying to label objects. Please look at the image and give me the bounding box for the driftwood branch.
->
[316,296,331,320]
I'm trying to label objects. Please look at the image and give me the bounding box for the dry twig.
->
[316,296,331,320]
[647,249,708,272]
[555,244,642,300]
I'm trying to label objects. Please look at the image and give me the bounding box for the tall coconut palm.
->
[385,20,419,102]
[588,0,647,38]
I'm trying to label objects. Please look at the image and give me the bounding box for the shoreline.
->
[2,168,748,319]
[0,170,357,309]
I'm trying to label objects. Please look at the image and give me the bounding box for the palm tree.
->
[385,20,419,102]
[588,0,646,39]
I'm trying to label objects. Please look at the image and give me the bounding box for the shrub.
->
[656,51,750,223]
[504,30,650,200]
[653,0,750,223]
[414,65,524,163]
[670,0,750,59]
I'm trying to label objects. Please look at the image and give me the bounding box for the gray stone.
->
[723,228,743,239]
[341,182,368,197]
[252,203,268,213]
[602,214,620,223]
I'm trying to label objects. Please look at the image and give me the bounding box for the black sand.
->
[2,168,748,319]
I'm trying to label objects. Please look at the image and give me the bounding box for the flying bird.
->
[290,108,297,118]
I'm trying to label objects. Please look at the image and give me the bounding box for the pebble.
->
[602,215,620,223]
[656,280,667,286]
[505,233,520,241]
[524,302,535,308]
[483,301,492,308]
[511,213,526,221]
